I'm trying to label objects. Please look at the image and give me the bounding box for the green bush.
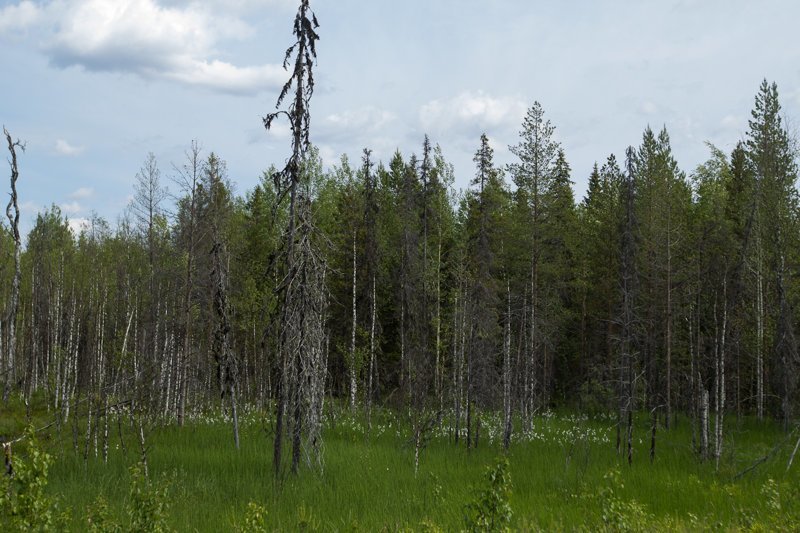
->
[597,469,652,532]
[236,502,268,533]
[0,427,68,531]
[87,495,123,533]
[127,464,172,533]
[464,455,513,532]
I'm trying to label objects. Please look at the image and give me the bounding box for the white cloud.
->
[67,217,91,235]
[720,114,742,129]
[69,186,94,199]
[60,201,82,214]
[325,107,396,132]
[639,101,659,115]
[420,91,526,136]
[55,139,84,156]
[5,0,285,95]
[0,1,41,35]
[162,59,285,95]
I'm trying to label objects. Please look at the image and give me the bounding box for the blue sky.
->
[1,0,800,235]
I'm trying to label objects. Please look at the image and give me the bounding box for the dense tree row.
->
[2,79,798,471]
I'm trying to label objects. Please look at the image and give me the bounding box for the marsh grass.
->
[2,396,797,531]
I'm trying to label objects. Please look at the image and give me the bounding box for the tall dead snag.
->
[617,148,638,465]
[288,193,328,472]
[206,154,240,449]
[3,127,23,402]
[264,0,324,476]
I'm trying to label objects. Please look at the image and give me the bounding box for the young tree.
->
[466,134,500,449]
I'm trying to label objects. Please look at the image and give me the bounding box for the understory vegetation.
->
[2,396,799,531]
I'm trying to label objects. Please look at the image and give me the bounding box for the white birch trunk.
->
[349,230,358,410]
[503,280,512,450]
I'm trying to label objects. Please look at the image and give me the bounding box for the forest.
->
[2,1,800,531]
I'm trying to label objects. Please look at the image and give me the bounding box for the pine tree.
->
[508,101,560,420]
[746,80,799,429]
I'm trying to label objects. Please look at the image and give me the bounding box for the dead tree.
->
[207,155,240,449]
[3,127,23,402]
[172,141,204,426]
[264,0,321,476]
[617,147,638,465]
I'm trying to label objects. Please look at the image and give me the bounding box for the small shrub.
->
[0,426,68,531]
[296,503,321,531]
[127,463,172,533]
[418,517,444,532]
[87,495,122,533]
[464,455,513,532]
[597,469,652,532]
[237,502,268,533]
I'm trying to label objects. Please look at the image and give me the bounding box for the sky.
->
[1,0,800,236]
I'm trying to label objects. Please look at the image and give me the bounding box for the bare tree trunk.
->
[530,261,538,414]
[503,279,512,451]
[715,283,727,471]
[137,415,149,478]
[175,142,202,427]
[621,152,637,466]
[700,387,709,460]
[435,234,443,413]
[689,304,697,453]
[3,127,23,402]
[349,229,358,411]
[452,291,461,444]
[755,238,764,421]
[367,273,377,428]
[665,238,672,430]
[102,397,109,464]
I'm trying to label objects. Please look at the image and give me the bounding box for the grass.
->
[3,395,800,531]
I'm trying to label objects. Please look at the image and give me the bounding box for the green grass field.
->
[3,396,799,531]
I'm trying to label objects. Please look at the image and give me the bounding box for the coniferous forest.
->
[2,1,800,531]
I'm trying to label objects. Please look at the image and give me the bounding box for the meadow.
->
[2,396,799,531]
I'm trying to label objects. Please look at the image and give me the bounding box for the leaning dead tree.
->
[264,0,326,476]
[3,127,23,403]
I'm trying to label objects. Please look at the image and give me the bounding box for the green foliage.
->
[737,478,800,531]
[236,502,268,533]
[597,469,652,532]
[296,503,321,531]
[464,455,513,532]
[87,495,123,533]
[0,427,67,532]
[127,464,172,533]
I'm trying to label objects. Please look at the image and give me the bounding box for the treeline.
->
[1,79,798,464]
